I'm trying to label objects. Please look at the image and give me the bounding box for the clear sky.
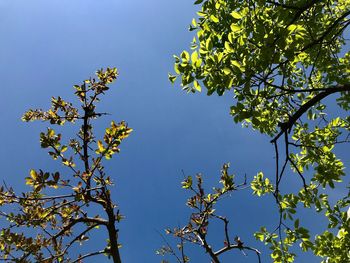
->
[0,1,348,262]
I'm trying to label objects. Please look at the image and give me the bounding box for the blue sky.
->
[0,1,349,262]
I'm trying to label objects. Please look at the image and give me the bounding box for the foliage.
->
[0,68,131,263]
[168,0,350,262]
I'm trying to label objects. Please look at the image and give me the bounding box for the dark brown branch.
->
[64,224,98,252]
[82,105,91,190]
[0,186,103,202]
[271,84,350,143]
[214,244,261,263]
[273,141,279,196]
[104,192,122,263]
[301,10,350,52]
[53,216,108,239]
[288,157,308,191]
[255,75,333,93]
[42,224,98,262]
[266,1,302,10]
[71,250,106,263]
[213,214,231,246]
[287,0,322,28]
[199,232,220,263]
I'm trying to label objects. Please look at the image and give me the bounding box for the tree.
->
[0,68,132,263]
[167,0,350,262]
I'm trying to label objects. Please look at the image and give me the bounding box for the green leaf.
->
[97,140,104,153]
[223,68,232,75]
[210,15,219,23]
[61,145,68,153]
[191,18,197,27]
[30,170,38,180]
[294,219,299,228]
[231,11,242,19]
[231,60,244,72]
[194,80,201,92]
[168,73,177,84]
[230,24,241,32]
[174,64,181,74]
[191,51,198,63]
[181,51,190,61]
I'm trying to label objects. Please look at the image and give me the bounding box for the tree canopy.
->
[169,0,350,262]
[1,0,350,262]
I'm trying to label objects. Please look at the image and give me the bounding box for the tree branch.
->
[214,244,261,263]
[271,84,350,143]
[71,250,106,263]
